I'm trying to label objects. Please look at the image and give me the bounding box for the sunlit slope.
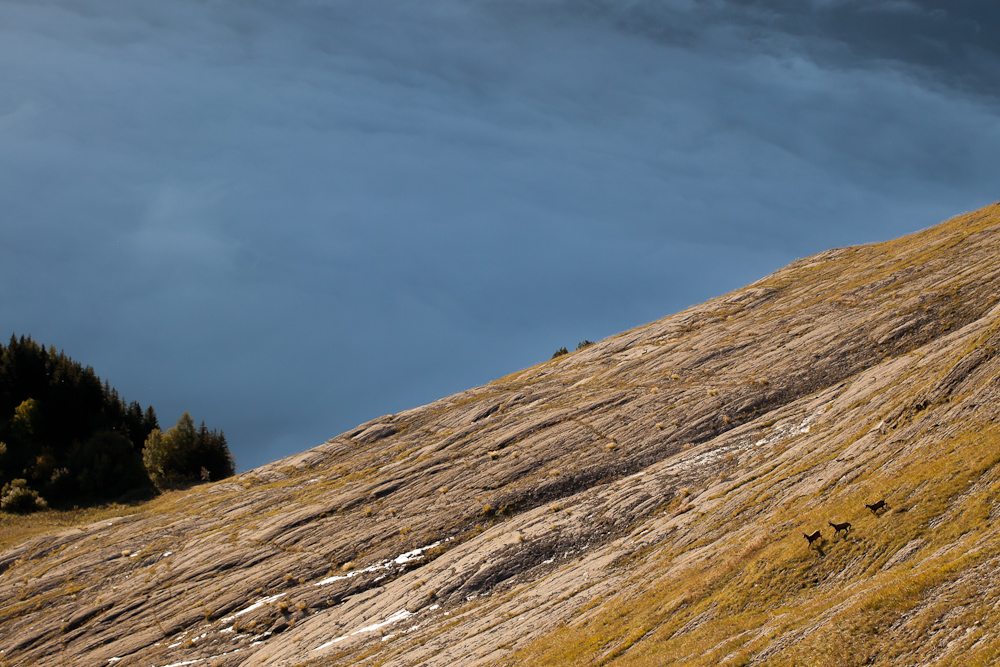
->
[503,203,1000,667]
[1,203,999,667]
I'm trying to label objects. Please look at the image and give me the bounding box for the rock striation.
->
[3,203,1000,666]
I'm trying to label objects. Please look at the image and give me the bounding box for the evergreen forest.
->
[0,335,234,512]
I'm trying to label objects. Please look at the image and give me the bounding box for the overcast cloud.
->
[2,0,998,469]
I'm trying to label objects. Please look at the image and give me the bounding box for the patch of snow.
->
[221,593,287,623]
[313,609,415,651]
[753,408,824,447]
[395,541,441,565]
[249,631,272,645]
[163,551,173,558]
[542,558,554,564]
[314,539,446,587]
[358,609,413,634]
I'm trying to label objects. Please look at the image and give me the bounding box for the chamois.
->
[865,499,889,516]
[803,530,823,547]
[829,521,851,537]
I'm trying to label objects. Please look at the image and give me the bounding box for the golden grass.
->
[504,416,1000,667]
[0,483,220,554]
[0,504,144,554]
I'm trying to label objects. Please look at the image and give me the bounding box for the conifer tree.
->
[143,412,235,491]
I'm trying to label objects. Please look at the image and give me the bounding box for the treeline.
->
[0,335,234,513]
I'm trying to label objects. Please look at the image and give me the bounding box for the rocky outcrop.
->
[3,203,1000,666]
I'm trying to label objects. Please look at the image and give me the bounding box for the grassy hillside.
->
[502,204,1000,667]
[1,203,999,667]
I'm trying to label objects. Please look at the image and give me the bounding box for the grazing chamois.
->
[829,521,851,537]
[803,530,824,548]
[865,499,889,516]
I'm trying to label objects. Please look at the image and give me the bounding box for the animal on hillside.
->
[803,530,824,548]
[829,521,851,537]
[865,499,890,516]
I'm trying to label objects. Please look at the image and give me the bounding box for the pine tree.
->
[143,412,234,491]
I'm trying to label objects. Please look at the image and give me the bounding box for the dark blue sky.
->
[3,0,998,470]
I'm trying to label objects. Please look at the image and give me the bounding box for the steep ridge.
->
[2,203,1000,666]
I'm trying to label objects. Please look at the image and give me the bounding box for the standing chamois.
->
[829,521,851,538]
[865,499,890,516]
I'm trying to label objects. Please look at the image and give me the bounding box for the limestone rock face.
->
[4,203,1000,666]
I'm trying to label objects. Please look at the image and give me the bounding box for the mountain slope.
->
[2,203,1000,667]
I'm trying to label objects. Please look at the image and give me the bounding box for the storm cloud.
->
[2,0,998,469]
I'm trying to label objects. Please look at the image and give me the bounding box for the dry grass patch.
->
[504,423,1000,667]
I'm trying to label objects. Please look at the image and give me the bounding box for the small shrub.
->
[576,340,594,350]
[1,479,47,514]
[551,347,569,359]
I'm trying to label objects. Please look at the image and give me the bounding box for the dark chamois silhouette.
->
[829,521,851,538]
[803,530,824,547]
[865,499,889,516]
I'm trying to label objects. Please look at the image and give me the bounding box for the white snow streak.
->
[313,609,414,651]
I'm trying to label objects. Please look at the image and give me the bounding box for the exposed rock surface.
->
[3,203,1000,666]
